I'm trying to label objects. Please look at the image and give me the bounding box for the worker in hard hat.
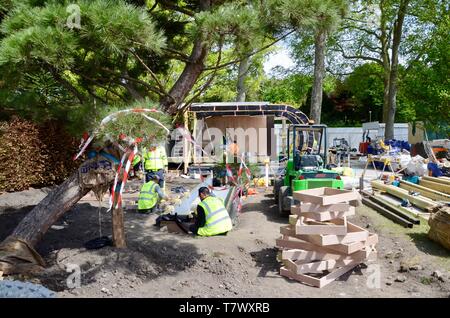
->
[188,187,233,237]
[143,144,168,190]
[137,174,168,214]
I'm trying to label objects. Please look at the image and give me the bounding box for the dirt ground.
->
[0,184,449,298]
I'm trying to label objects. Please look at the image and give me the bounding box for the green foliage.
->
[94,99,171,149]
[281,0,348,32]
[261,69,312,107]
[195,1,266,54]
[0,0,165,69]
[401,9,450,134]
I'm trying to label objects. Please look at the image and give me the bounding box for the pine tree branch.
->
[85,86,108,104]
[45,65,85,104]
[100,67,166,97]
[203,30,295,71]
[162,47,191,62]
[156,0,195,17]
[74,71,127,102]
[129,49,171,98]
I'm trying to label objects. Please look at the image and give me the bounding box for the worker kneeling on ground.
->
[190,187,233,236]
[138,175,167,214]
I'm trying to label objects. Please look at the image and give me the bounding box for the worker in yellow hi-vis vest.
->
[192,187,233,236]
[143,144,168,190]
[138,175,168,214]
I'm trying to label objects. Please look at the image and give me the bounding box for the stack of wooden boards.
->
[277,187,378,288]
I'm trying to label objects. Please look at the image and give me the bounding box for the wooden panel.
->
[280,259,360,288]
[293,187,360,205]
[281,248,371,263]
[300,209,355,222]
[295,217,348,235]
[301,221,369,246]
[325,234,379,255]
[276,235,346,256]
[297,203,351,213]
[295,259,356,274]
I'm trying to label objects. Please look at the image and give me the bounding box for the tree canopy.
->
[0,0,447,136]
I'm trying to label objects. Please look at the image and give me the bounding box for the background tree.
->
[281,0,348,123]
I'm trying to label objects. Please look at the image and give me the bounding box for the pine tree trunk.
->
[236,57,250,102]
[160,0,212,114]
[10,172,90,246]
[310,29,327,124]
[0,160,116,274]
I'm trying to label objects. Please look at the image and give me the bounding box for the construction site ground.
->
[0,181,449,298]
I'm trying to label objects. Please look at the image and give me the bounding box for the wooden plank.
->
[423,175,450,186]
[362,197,414,228]
[280,223,369,247]
[399,180,450,201]
[325,234,378,255]
[276,235,346,256]
[284,258,355,274]
[280,266,321,287]
[296,203,351,213]
[419,179,450,194]
[293,187,360,205]
[371,180,437,210]
[280,259,360,288]
[308,221,369,246]
[295,259,356,274]
[281,248,371,263]
[300,209,355,222]
[295,217,348,235]
[371,193,421,224]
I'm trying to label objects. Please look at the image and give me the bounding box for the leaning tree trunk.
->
[0,160,115,275]
[160,0,212,115]
[310,29,327,124]
[236,56,250,102]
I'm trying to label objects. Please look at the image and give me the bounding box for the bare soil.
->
[1,184,449,298]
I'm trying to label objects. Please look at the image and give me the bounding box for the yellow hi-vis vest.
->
[143,146,167,171]
[138,181,158,210]
[197,196,232,236]
[132,154,141,166]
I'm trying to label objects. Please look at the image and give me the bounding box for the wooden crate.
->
[277,186,377,288]
[293,188,361,205]
[295,217,348,236]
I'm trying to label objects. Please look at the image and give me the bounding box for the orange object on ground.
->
[247,188,257,195]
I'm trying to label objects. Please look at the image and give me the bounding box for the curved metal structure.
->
[189,102,313,148]
[189,102,309,125]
